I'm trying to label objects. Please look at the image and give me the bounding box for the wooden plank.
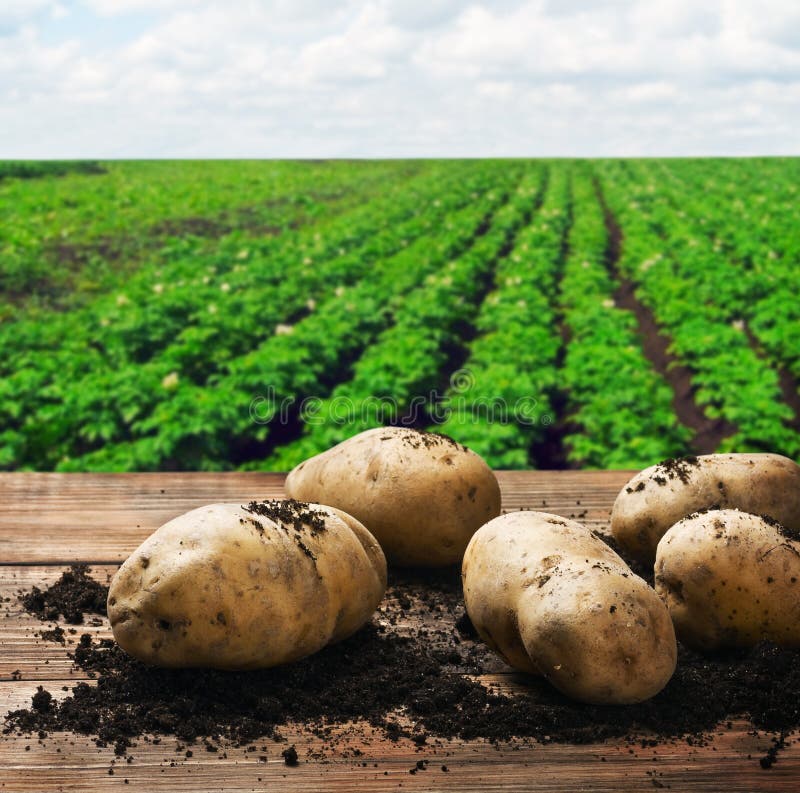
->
[0,473,285,564]
[1,686,798,793]
[4,473,795,792]
[2,563,798,792]
[0,471,631,563]
[0,565,110,682]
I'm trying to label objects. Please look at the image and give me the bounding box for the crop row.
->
[2,163,496,469]
[0,164,421,375]
[432,165,566,467]
[642,159,800,388]
[50,165,523,470]
[1,160,408,311]
[264,164,544,470]
[557,168,691,468]
[437,162,692,470]
[596,160,800,456]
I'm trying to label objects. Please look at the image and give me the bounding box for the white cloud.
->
[84,0,195,15]
[629,1,721,39]
[297,5,410,83]
[383,0,469,30]
[615,81,679,104]
[476,80,515,99]
[0,0,798,156]
[0,0,61,35]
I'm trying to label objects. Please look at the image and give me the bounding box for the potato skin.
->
[285,427,501,567]
[611,453,800,562]
[107,501,387,669]
[462,511,677,705]
[655,509,800,651]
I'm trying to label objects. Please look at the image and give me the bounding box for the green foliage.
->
[598,158,800,459]
[558,167,692,468]
[0,161,105,180]
[2,159,800,471]
[0,160,406,313]
[433,166,566,468]
[266,164,538,470]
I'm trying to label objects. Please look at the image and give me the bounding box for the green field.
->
[2,159,799,471]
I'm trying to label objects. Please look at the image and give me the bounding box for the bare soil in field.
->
[593,179,737,454]
[741,323,800,433]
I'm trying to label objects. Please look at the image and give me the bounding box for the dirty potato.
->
[285,427,501,566]
[611,453,800,562]
[462,511,677,704]
[655,508,800,651]
[107,500,387,669]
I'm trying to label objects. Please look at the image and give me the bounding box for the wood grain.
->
[1,713,797,793]
[0,471,629,563]
[1,472,797,792]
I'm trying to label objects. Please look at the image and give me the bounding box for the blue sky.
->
[2,0,799,157]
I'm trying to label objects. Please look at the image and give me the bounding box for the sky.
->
[2,0,799,158]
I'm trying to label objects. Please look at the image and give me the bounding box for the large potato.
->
[655,508,800,651]
[462,511,677,704]
[611,453,800,562]
[285,427,501,566]
[108,500,387,669]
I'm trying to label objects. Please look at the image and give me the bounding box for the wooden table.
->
[1,471,797,792]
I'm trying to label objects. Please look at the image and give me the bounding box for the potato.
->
[611,453,800,562]
[462,511,676,704]
[107,499,386,669]
[655,509,800,651]
[285,426,501,566]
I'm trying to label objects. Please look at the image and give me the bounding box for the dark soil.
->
[741,322,800,435]
[530,167,575,471]
[5,564,799,768]
[151,216,233,238]
[529,389,575,470]
[242,499,328,561]
[38,625,67,644]
[394,428,466,452]
[654,455,701,485]
[592,178,737,454]
[281,745,299,766]
[242,499,327,535]
[19,564,108,624]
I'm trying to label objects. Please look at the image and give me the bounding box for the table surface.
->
[0,471,797,792]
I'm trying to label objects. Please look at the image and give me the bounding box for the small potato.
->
[108,500,386,669]
[611,453,800,562]
[285,427,501,567]
[655,509,800,652]
[462,511,677,704]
